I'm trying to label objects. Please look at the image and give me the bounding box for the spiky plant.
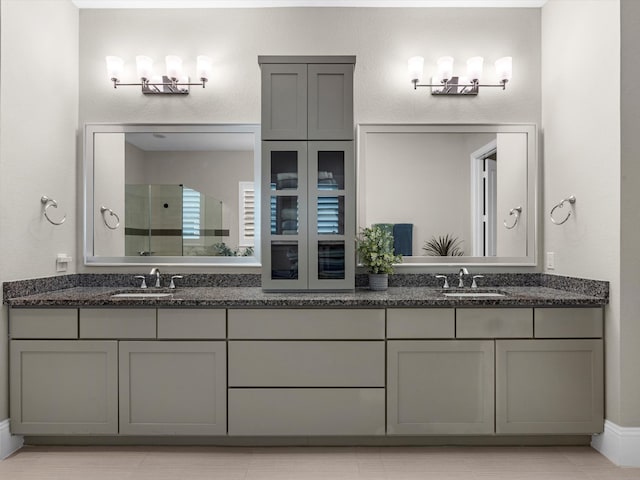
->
[357,225,402,274]
[423,234,464,256]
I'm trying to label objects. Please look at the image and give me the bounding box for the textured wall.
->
[0,0,79,421]
[541,0,621,423]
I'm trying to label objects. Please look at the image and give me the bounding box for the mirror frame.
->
[357,123,538,267]
[84,123,261,266]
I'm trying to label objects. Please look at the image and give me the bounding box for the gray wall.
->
[0,0,79,420]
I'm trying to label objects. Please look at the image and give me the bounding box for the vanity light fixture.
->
[105,55,213,94]
[408,55,512,96]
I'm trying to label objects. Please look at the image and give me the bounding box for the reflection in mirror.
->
[357,124,536,266]
[85,124,260,266]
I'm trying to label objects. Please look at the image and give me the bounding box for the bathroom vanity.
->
[5,281,606,441]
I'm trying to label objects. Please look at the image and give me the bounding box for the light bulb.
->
[407,56,424,83]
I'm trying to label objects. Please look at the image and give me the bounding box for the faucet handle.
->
[169,275,183,289]
[471,275,485,289]
[435,275,449,289]
[134,275,147,289]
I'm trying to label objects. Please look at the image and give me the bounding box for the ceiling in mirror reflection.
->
[125,132,256,152]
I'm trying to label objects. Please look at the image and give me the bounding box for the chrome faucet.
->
[149,268,161,288]
[458,267,469,288]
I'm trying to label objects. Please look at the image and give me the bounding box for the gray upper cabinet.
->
[260,57,354,141]
[307,64,354,140]
[261,64,307,140]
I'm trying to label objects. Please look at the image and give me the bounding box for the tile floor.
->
[0,445,639,480]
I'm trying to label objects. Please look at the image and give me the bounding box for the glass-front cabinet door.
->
[261,142,308,290]
[308,141,355,290]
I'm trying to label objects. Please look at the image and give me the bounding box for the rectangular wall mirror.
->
[357,124,537,267]
[84,124,261,266]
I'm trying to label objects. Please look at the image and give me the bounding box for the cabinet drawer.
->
[228,309,384,339]
[229,340,384,387]
[228,388,385,435]
[387,309,454,338]
[534,308,603,338]
[157,309,226,339]
[80,309,156,339]
[457,308,533,338]
[10,309,78,339]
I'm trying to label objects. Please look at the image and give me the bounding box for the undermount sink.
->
[443,290,506,298]
[111,292,174,299]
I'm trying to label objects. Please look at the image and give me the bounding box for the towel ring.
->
[550,195,576,225]
[41,196,66,226]
[503,206,522,230]
[100,206,120,230]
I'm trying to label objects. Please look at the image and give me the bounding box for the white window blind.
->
[239,181,255,247]
[182,187,201,240]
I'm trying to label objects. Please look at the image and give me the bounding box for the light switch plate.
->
[546,252,555,270]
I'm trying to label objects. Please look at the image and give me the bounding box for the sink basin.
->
[443,290,506,298]
[111,292,174,299]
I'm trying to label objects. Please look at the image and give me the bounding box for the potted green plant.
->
[423,234,464,256]
[357,225,402,291]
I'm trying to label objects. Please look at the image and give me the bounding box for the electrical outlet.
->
[546,252,555,270]
[56,254,72,272]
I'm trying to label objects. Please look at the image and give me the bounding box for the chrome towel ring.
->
[503,206,522,230]
[100,206,121,230]
[550,195,576,225]
[41,196,66,226]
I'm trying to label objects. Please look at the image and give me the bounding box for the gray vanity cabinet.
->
[119,341,226,435]
[495,339,604,435]
[387,340,495,435]
[260,58,354,141]
[10,339,118,435]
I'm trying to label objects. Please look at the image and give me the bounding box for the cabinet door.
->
[495,339,604,434]
[387,340,494,435]
[10,340,118,435]
[119,341,226,435]
[261,64,307,140]
[262,141,309,290]
[308,64,354,140]
[308,141,355,290]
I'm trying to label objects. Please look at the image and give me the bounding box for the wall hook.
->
[550,195,576,225]
[41,196,66,226]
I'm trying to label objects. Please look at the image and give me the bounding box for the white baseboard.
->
[0,419,23,460]
[592,420,640,467]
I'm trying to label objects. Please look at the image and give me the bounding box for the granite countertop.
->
[4,285,607,308]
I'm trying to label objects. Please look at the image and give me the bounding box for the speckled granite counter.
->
[3,285,607,308]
